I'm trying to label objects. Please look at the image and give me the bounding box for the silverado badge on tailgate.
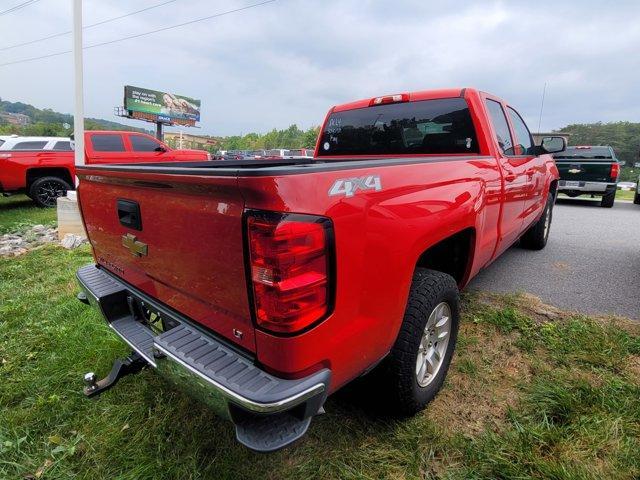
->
[122,233,148,257]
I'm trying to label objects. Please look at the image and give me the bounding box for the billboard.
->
[124,85,201,122]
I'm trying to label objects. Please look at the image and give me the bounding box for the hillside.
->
[0,98,148,136]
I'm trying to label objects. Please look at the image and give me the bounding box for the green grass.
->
[0,194,56,234]
[616,189,635,201]
[1,246,638,479]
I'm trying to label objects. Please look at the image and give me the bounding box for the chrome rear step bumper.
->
[76,264,330,452]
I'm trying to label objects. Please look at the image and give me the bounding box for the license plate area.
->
[564,181,580,187]
[127,295,180,334]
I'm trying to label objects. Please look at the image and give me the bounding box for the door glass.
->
[11,141,48,150]
[507,107,534,155]
[53,141,72,151]
[130,135,162,152]
[91,134,125,152]
[485,99,514,155]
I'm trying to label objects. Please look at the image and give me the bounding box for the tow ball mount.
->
[83,351,148,398]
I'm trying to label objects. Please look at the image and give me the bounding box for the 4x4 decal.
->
[328,175,382,198]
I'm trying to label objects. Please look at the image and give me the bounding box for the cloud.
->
[0,0,639,135]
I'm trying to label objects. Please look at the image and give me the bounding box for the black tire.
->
[28,176,71,208]
[633,191,640,205]
[378,269,460,417]
[600,189,615,208]
[520,195,553,250]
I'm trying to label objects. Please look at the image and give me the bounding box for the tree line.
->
[2,98,638,171]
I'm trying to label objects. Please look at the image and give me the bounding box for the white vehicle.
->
[288,148,315,158]
[617,181,637,190]
[0,135,72,151]
[263,148,292,157]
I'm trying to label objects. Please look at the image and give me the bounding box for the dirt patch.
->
[552,261,571,271]
[625,355,640,380]
[424,321,531,436]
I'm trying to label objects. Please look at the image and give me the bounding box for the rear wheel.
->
[520,195,553,250]
[600,189,615,208]
[378,269,459,416]
[28,176,71,208]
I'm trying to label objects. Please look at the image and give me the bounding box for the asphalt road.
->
[469,197,640,320]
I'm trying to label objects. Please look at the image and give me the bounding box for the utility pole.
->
[72,0,84,168]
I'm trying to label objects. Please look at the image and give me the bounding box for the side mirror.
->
[540,136,566,154]
[154,146,167,152]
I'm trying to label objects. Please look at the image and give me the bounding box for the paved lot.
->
[470,197,640,320]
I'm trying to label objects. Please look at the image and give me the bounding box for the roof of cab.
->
[331,87,479,113]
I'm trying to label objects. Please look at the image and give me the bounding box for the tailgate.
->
[77,169,256,352]
[555,160,614,183]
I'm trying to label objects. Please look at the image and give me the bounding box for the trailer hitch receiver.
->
[83,351,148,398]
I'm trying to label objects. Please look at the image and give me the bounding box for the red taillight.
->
[246,211,333,334]
[369,93,409,106]
[610,162,620,180]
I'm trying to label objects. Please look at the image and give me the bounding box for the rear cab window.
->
[554,146,614,160]
[317,97,479,156]
[90,134,125,152]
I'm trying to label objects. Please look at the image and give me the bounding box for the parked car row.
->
[215,148,314,161]
[0,131,210,207]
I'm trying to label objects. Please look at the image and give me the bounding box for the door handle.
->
[117,199,142,231]
[505,172,517,182]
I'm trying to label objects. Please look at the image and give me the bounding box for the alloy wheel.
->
[415,302,451,387]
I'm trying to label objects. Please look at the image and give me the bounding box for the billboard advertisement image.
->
[124,85,201,122]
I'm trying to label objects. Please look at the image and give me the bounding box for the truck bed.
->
[77,155,489,176]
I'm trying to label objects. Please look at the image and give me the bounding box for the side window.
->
[507,107,534,155]
[485,99,514,155]
[91,134,125,152]
[11,141,48,150]
[130,134,162,152]
[52,141,72,151]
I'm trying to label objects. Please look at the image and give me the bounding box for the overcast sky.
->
[1,0,639,136]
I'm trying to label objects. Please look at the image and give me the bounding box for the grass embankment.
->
[1,243,638,479]
[0,194,56,235]
[616,189,635,201]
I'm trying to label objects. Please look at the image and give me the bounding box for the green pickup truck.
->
[553,145,620,208]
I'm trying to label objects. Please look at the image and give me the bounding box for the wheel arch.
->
[414,227,476,288]
[26,167,74,191]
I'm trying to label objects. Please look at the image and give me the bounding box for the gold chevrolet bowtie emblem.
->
[122,233,148,257]
[568,168,581,174]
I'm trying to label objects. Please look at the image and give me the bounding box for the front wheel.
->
[520,195,553,250]
[28,176,71,208]
[377,269,460,416]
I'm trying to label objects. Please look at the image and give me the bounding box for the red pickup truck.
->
[0,130,210,207]
[75,88,564,452]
